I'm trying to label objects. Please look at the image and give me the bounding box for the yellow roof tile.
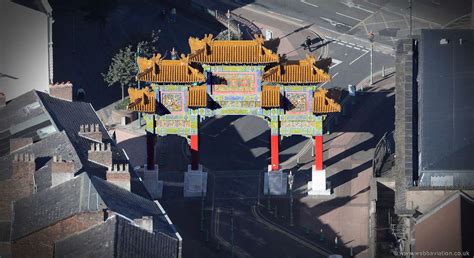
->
[263,55,331,84]
[313,88,341,114]
[188,34,279,64]
[188,85,208,108]
[127,87,156,113]
[136,54,205,83]
[261,85,280,108]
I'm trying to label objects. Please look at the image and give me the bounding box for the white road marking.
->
[341,1,374,13]
[320,17,351,28]
[301,0,319,8]
[346,44,353,48]
[330,58,343,69]
[332,72,340,78]
[267,10,304,22]
[336,42,345,45]
[319,25,343,35]
[336,12,362,22]
[353,47,361,50]
[349,50,369,65]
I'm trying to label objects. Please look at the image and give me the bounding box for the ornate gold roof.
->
[188,34,279,64]
[127,87,156,113]
[261,85,280,108]
[313,88,341,114]
[188,85,208,108]
[136,54,205,83]
[263,55,331,84]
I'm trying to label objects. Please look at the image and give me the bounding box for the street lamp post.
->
[226,10,231,40]
[368,31,375,86]
[288,171,294,227]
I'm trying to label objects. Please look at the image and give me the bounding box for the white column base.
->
[142,164,163,199]
[264,165,288,195]
[184,164,207,197]
[308,165,331,196]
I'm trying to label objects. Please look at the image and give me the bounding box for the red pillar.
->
[315,135,323,170]
[190,134,199,170]
[146,132,156,170]
[271,135,279,171]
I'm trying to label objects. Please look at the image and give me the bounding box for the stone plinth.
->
[264,165,287,195]
[142,164,163,199]
[308,165,331,196]
[184,164,207,197]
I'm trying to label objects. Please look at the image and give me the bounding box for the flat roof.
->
[419,29,474,174]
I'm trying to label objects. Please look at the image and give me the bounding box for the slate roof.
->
[12,174,179,256]
[0,131,81,182]
[11,173,104,240]
[36,91,127,172]
[0,90,56,157]
[419,30,474,178]
[35,91,150,197]
[55,215,179,258]
[90,176,177,238]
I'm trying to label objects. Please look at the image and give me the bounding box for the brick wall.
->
[9,138,33,153]
[88,143,112,167]
[78,124,103,142]
[49,82,73,101]
[106,164,130,191]
[11,212,103,258]
[0,153,36,220]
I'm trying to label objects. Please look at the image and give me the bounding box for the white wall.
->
[0,1,49,101]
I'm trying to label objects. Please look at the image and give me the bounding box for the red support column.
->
[315,135,323,170]
[190,134,199,170]
[146,132,156,170]
[271,135,279,171]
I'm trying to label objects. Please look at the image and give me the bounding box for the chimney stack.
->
[11,153,36,194]
[10,138,33,153]
[88,142,113,167]
[106,163,130,191]
[0,92,5,108]
[78,123,103,142]
[51,154,75,186]
[49,81,73,101]
[133,216,154,234]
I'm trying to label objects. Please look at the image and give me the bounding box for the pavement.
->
[260,68,395,257]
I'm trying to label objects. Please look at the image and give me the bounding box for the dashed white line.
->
[349,50,370,65]
[346,45,354,48]
[336,12,362,22]
[336,42,345,46]
[332,72,340,78]
[353,47,361,50]
[267,10,304,22]
[301,0,319,8]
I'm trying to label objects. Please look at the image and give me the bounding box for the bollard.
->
[320,228,324,241]
[335,237,338,249]
[382,65,385,78]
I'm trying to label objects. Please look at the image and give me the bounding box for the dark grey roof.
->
[36,91,128,170]
[0,90,56,157]
[54,215,179,258]
[11,173,105,240]
[91,176,178,238]
[0,131,81,181]
[36,91,150,197]
[12,173,178,242]
[418,30,474,185]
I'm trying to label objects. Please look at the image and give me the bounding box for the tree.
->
[102,45,136,100]
[102,31,160,100]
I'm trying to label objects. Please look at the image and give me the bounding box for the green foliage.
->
[102,31,160,99]
[115,97,130,110]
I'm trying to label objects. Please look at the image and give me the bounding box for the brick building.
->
[0,89,181,257]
